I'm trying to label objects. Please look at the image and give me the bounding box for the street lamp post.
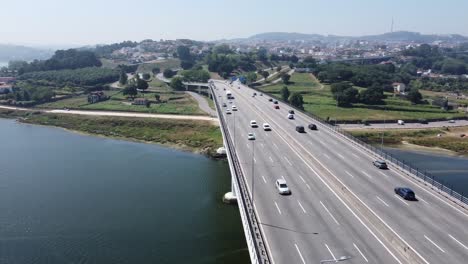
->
[320,256,352,263]
[381,107,386,150]
[251,140,255,206]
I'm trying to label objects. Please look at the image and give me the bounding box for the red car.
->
[274,105,280,109]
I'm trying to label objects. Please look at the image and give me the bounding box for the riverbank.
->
[0,109,223,157]
[348,126,468,156]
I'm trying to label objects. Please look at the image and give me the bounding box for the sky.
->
[2,0,468,46]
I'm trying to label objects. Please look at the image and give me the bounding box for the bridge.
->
[208,80,468,264]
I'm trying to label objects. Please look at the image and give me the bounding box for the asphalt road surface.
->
[212,80,468,264]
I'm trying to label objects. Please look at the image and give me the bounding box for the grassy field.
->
[137,59,181,73]
[349,126,468,155]
[260,73,465,122]
[0,109,222,156]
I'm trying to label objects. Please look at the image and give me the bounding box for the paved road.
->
[341,119,468,130]
[212,80,468,264]
[186,91,217,117]
[0,105,218,124]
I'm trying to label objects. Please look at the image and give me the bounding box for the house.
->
[392,82,406,94]
[132,98,148,105]
[0,77,16,84]
[87,91,108,104]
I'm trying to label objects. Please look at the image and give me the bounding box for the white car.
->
[448,120,455,123]
[263,123,271,131]
[250,120,258,128]
[226,109,232,114]
[275,179,291,195]
[232,105,238,111]
[247,133,256,140]
[288,114,294,120]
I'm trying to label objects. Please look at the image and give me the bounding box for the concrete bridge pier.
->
[223,178,238,204]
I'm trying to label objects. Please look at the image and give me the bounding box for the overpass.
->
[209,80,468,264]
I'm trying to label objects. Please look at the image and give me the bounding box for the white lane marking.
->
[424,235,446,253]
[361,171,372,179]
[418,197,429,205]
[449,234,468,250]
[281,175,286,181]
[325,243,336,260]
[260,143,264,148]
[253,158,257,163]
[377,196,390,207]
[345,170,355,178]
[274,202,282,215]
[378,171,389,177]
[297,200,307,214]
[284,156,293,166]
[337,153,345,160]
[353,243,369,262]
[262,176,267,183]
[323,153,331,159]
[246,143,250,149]
[320,201,340,225]
[394,195,410,206]
[265,133,269,137]
[273,143,279,150]
[306,184,311,190]
[269,156,274,162]
[294,243,306,264]
[299,175,306,183]
[352,153,359,159]
[229,88,405,264]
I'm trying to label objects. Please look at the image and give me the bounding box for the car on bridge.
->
[395,187,416,200]
[288,114,294,119]
[247,133,256,140]
[263,123,271,131]
[308,124,317,130]
[222,103,227,107]
[288,110,295,114]
[373,160,388,169]
[226,109,232,114]
[275,179,291,195]
[250,120,258,128]
[232,105,238,111]
[274,105,280,109]
[273,100,278,104]
[268,98,273,102]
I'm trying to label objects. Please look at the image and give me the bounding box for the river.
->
[0,118,249,264]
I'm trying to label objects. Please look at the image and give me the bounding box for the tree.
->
[407,88,423,104]
[151,67,161,75]
[15,92,23,101]
[154,94,161,102]
[177,46,192,61]
[180,60,194,70]
[246,72,257,84]
[163,69,175,78]
[137,78,149,91]
[142,73,151,80]
[257,47,268,61]
[22,90,31,101]
[289,92,304,109]
[359,85,385,105]
[123,84,138,99]
[276,66,282,72]
[330,82,358,106]
[119,70,128,85]
[282,73,291,84]
[261,71,269,80]
[280,86,290,101]
[290,55,299,63]
[170,77,185,91]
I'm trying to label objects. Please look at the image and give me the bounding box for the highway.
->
[211,80,468,264]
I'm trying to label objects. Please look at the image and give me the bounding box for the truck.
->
[226,91,233,99]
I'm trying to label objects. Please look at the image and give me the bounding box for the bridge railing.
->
[210,83,271,264]
[246,83,468,207]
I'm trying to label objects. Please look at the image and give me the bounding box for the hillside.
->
[0,44,53,62]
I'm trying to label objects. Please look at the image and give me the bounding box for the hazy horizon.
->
[2,0,468,46]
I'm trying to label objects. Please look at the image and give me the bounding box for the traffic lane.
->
[225,85,400,262]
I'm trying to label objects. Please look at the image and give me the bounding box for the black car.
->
[308,124,317,130]
[222,103,227,107]
[273,100,278,104]
[373,160,388,169]
[395,187,416,200]
[288,110,295,114]
[295,125,305,133]
[268,98,273,102]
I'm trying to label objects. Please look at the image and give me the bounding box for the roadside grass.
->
[349,126,468,155]
[13,112,222,156]
[259,73,464,122]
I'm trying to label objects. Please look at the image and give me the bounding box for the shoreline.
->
[383,141,463,157]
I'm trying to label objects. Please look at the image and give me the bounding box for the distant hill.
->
[0,44,53,63]
[245,31,468,43]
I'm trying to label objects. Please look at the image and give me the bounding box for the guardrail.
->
[246,83,468,207]
[210,82,271,264]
